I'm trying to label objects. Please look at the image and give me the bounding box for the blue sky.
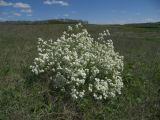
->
[0,0,160,24]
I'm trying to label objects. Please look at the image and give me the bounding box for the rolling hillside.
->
[0,22,160,120]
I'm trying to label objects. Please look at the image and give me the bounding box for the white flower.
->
[31,23,124,100]
[88,84,93,92]
[68,26,73,31]
[63,55,70,61]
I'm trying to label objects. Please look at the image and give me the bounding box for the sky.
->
[0,0,160,24]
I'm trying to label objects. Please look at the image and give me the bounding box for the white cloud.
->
[0,1,31,9]
[144,18,154,22]
[64,14,69,17]
[13,2,31,9]
[0,1,32,16]
[13,2,32,14]
[0,0,12,6]
[54,14,60,19]
[44,0,69,6]
[21,9,32,13]
[13,12,21,16]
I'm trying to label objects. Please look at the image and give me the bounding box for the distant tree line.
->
[125,22,160,28]
[0,19,88,25]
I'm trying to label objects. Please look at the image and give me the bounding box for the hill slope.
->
[0,23,160,120]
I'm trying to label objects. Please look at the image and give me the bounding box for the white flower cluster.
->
[30,23,124,100]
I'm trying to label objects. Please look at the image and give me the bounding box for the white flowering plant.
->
[30,23,124,100]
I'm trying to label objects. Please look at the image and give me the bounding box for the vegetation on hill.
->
[0,23,160,120]
[0,19,88,25]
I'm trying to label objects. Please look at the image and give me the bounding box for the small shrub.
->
[30,23,124,100]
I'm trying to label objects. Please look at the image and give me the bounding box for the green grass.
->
[0,23,160,120]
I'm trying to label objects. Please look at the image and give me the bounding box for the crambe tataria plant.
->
[30,23,124,100]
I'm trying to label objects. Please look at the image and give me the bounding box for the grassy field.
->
[0,23,160,120]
